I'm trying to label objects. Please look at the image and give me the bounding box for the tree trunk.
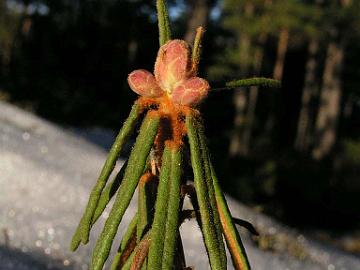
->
[184,0,210,44]
[312,40,344,159]
[295,38,319,152]
[241,33,267,155]
[229,1,254,157]
[263,27,289,139]
[21,1,32,38]
[239,0,272,154]
[312,0,350,159]
[273,28,289,81]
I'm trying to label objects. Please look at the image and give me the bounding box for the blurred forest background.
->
[0,0,359,254]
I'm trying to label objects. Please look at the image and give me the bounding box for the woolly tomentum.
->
[128,40,209,106]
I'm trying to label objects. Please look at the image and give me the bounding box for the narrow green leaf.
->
[162,147,182,270]
[156,0,171,46]
[91,160,128,224]
[70,103,141,251]
[147,146,172,269]
[90,112,160,270]
[209,162,251,270]
[186,114,226,270]
[196,119,227,267]
[137,172,154,242]
[110,214,138,270]
[194,116,251,269]
[192,26,205,75]
[225,77,281,89]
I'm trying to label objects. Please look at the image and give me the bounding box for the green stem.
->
[162,146,182,270]
[147,146,172,269]
[70,103,141,251]
[225,77,281,89]
[110,214,138,270]
[90,111,160,270]
[186,114,226,270]
[156,0,171,46]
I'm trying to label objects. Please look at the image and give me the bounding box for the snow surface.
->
[0,100,359,270]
